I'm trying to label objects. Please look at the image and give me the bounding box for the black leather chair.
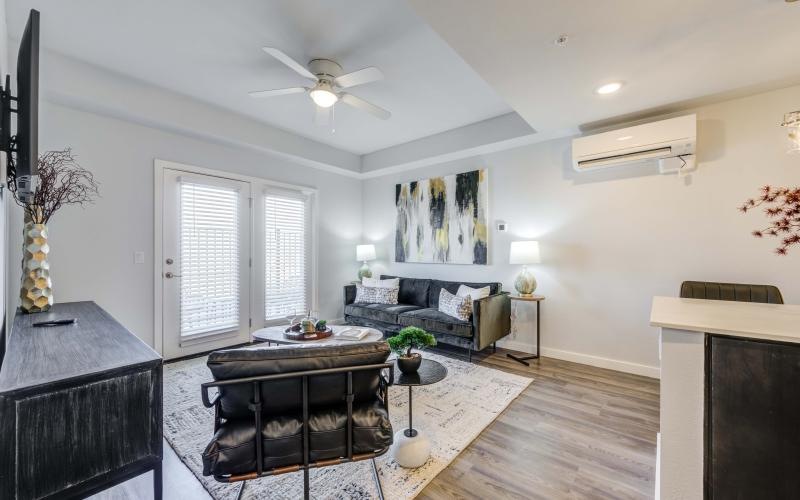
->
[200,342,394,500]
[680,281,784,304]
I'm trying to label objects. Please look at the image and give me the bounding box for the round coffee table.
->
[251,324,383,346]
[390,358,447,468]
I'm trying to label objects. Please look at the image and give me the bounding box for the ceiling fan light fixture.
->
[310,82,338,108]
[253,48,390,121]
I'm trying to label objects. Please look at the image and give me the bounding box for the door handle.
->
[164,272,182,279]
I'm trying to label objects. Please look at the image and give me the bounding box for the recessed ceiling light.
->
[596,82,623,95]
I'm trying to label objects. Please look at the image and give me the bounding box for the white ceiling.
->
[6,0,512,155]
[409,0,800,134]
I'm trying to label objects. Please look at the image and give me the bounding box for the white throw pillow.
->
[354,284,399,305]
[438,288,472,321]
[457,284,491,301]
[361,277,400,288]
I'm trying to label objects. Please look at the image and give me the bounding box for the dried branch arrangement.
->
[740,185,800,255]
[9,148,99,224]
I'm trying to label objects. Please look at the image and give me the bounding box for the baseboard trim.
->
[498,339,660,379]
[497,339,536,353]
[655,432,661,500]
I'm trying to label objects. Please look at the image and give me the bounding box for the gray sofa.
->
[344,275,511,359]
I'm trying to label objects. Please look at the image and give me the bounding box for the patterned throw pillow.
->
[456,284,491,300]
[438,288,472,321]
[354,284,399,305]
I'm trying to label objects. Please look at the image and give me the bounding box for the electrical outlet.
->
[134,251,145,264]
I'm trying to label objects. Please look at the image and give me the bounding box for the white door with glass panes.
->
[161,169,251,359]
[252,188,313,330]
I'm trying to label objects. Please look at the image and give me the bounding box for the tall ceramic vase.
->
[20,222,53,313]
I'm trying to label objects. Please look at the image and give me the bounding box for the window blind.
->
[179,181,240,337]
[265,192,308,320]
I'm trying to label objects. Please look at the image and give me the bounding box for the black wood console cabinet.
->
[0,302,163,499]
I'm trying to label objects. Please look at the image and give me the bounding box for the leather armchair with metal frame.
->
[200,342,394,500]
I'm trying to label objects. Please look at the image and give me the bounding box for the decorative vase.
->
[358,261,372,281]
[397,353,422,375]
[514,265,537,296]
[20,222,53,313]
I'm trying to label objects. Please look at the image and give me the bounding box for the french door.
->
[161,168,251,359]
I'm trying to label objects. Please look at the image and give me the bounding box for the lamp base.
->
[514,267,537,296]
[358,262,372,281]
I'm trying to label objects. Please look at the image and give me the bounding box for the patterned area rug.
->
[163,351,532,500]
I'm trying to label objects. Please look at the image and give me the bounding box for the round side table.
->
[389,358,447,468]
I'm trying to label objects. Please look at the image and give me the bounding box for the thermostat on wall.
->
[496,220,508,232]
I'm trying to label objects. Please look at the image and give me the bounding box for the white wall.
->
[362,85,800,376]
[8,100,362,348]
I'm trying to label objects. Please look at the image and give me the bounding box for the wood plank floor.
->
[419,349,659,500]
[92,348,659,499]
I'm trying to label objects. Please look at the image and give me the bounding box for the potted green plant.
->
[387,326,437,374]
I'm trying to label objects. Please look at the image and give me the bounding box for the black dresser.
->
[0,302,163,499]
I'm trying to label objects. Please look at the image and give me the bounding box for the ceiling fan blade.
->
[334,67,384,89]
[261,47,317,80]
[340,93,391,120]
[248,87,307,98]
[314,105,331,127]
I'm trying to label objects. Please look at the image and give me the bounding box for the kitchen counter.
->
[650,296,800,500]
[650,296,800,343]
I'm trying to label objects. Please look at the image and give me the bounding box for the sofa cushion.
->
[428,279,502,309]
[345,303,421,324]
[362,277,400,288]
[398,308,473,338]
[380,275,430,308]
[202,400,392,476]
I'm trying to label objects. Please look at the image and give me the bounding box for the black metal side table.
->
[389,358,447,468]
[506,294,545,366]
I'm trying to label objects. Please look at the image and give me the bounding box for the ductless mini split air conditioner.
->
[572,114,697,174]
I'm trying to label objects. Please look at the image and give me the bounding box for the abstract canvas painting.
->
[395,169,488,264]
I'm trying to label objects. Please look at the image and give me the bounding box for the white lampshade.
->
[509,241,541,265]
[356,244,376,262]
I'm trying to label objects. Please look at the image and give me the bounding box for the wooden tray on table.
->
[283,327,334,341]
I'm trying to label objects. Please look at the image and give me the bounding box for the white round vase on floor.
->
[391,429,430,468]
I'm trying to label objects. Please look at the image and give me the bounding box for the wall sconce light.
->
[781,111,800,154]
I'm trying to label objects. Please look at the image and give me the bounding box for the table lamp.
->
[509,241,541,296]
[356,244,376,281]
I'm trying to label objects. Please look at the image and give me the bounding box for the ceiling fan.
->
[249,47,391,126]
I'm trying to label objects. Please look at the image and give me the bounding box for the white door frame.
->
[153,158,319,357]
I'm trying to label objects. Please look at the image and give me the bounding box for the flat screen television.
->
[1,8,40,203]
[0,9,39,364]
